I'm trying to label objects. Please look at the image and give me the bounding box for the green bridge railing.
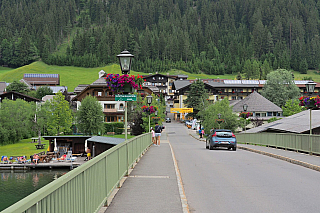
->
[2,133,152,213]
[236,133,320,155]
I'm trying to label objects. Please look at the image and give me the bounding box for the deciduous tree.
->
[282,99,303,117]
[47,92,73,135]
[76,96,104,135]
[183,79,208,119]
[199,99,239,133]
[261,69,301,107]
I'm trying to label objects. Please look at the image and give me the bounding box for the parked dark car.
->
[206,129,237,151]
[166,117,171,123]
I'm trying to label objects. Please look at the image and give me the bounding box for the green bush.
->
[104,122,124,135]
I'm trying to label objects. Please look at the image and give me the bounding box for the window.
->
[267,112,272,116]
[119,103,124,110]
[256,113,261,117]
[273,112,277,116]
[232,96,237,100]
[104,104,115,109]
[106,116,117,122]
[237,96,243,100]
[261,113,266,117]
[97,92,102,96]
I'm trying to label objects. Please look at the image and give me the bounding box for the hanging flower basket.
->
[141,105,157,114]
[105,74,145,93]
[299,96,320,109]
[239,112,253,119]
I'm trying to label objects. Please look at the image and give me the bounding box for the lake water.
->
[0,169,69,211]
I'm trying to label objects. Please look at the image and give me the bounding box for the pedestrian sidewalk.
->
[188,128,320,172]
[101,134,186,213]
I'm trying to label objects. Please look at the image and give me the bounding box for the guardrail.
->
[236,133,320,155]
[2,133,152,213]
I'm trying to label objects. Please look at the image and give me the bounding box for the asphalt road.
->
[167,121,320,213]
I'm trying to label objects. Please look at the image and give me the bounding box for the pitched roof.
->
[87,136,125,145]
[232,91,282,112]
[245,109,320,134]
[42,86,67,93]
[23,73,60,85]
[19,79,34,90]
[74,84,89,93]
[42,95,55,102]
[92,77,107,85]
[0,82,7,94]
[0,91,42,102]
[172,80,192,90]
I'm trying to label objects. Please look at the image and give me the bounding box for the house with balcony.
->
[171,79,320,120]
[23,73,60,89]
[72,71,153,122]
[142,73,188,108]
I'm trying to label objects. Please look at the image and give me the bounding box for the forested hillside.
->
[1,0,320,79]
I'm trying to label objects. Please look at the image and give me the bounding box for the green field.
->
[1,61,320,92]
[0,134,135,159]
[0,138,50,159]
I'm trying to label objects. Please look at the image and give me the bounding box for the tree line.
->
[1,0,320,78]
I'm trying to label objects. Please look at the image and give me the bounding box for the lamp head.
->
[117,50,134,74]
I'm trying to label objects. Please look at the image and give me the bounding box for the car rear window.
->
[216,132,233,138]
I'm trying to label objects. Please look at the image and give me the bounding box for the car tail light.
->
[232,133,236,137]
[212,133,216,137]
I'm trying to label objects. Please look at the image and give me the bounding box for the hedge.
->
[104,122,124,135]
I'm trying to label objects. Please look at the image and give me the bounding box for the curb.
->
[189,133,320,173]
[238,145,320,172]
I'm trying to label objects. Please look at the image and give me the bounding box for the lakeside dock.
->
[0,157,87,170]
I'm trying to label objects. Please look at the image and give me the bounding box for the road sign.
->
[170,108,193,113]
[115,94,137,101]
[215,119,224,124]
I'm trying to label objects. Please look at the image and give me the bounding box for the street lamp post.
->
[305,81,316,153]
[147,95,153,132]
[117,50,134,140]
[243,104,248,132]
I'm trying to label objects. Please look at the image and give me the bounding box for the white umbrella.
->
[85,140,88,153]
[54,138,58,152]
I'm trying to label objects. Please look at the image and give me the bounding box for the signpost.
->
[115,95,137,141]
[215,119,224,129]
[115,94,137,101]
[170,108,193,113]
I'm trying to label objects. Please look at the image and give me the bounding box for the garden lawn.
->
[0,138,50,159]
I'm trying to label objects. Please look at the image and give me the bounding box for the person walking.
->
[151,127,156,146]
[201,128,205,139]
[199,128,202,138]
[154,122,162,146]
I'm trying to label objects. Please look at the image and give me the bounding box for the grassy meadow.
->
[0,138,50,159]
[0,134,135,158]
[1,61,320,92]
